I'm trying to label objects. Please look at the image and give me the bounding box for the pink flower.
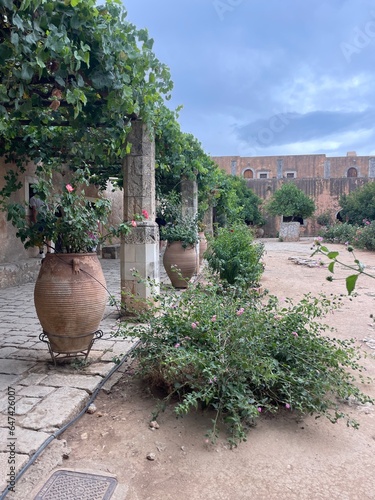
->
[257,407,262,413]
[211,315,216,322]
[174,343,180,348]
[236,307,245,316]
[142,209,149,219]
[65,184,74,193]
[285,403,291,409]
[131,220,137,227]
[291,331,298,337]
[191,322,197,329]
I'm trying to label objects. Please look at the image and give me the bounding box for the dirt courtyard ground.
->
[28,239,375,499]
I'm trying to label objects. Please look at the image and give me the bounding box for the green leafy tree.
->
[266,182,315,220]
[214,173,264,226]
[0,0,172,196]
[339,182,375,225]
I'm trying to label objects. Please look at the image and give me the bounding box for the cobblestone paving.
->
[0,256,170,495]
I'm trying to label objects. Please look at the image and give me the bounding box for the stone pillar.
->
[180,176,199,269]
[121,120,159,314]
[203,207,214,236]
[181,176,198,218]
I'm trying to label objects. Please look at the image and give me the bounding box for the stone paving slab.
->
[82,362,117,377]
[16,385,55,398]
[14,397,43,416]
[0,393,21,413]
[0,374,22,392]
[19,386,89,433]
[40,374,103,393]
[17,374,48,386]
[0,427,51,455]
[0,359,38,374]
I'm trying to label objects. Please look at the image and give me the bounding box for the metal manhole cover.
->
[34,470,117,500]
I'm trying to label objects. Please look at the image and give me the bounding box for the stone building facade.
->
[212,152,375,237]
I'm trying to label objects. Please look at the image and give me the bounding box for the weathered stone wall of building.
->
[212,153,375,180]
[247,177,374,237]
[212,153,375,237]
[0,158,40,263]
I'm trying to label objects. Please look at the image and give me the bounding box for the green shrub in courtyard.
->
[320,222,358,245]
[354,220,375,251]
[121,278,373,446]
[204,222,264,289]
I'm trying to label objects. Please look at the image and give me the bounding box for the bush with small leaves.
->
[121,273,373,447]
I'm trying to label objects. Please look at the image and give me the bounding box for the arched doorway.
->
[243,169,254,179]
[347,167,358,178]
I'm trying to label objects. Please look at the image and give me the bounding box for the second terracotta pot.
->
[163,241,197,288]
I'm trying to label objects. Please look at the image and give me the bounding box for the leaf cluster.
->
[0,0,173,189]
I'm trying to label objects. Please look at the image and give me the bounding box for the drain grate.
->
[34,470,118,500]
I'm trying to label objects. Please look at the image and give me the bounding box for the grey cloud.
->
[235,110,375,148]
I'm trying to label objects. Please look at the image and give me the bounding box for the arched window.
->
[243,169,254,179]
[347,167,357,178]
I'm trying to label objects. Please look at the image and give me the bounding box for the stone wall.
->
[212,153,375,180]
[0,158,40,263]
[0,260,41,289]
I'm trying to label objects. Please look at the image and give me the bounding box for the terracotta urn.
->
[34,253,107,354]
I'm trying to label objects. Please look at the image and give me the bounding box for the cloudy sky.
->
[123,0,375,158]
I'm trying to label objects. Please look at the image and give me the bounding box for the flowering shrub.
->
[5,169,148,253]
[354,220,375,251]
[320,220,375,251]
[121,276,373,446]
[320,222,358,245]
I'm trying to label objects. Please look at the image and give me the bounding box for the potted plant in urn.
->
[3,168,146,360]
[160,213,199,288]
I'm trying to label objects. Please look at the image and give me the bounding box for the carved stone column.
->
[181,176,198,218]
[121,120,159,313]
[180,176,199,268]
[203,207,214,236]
